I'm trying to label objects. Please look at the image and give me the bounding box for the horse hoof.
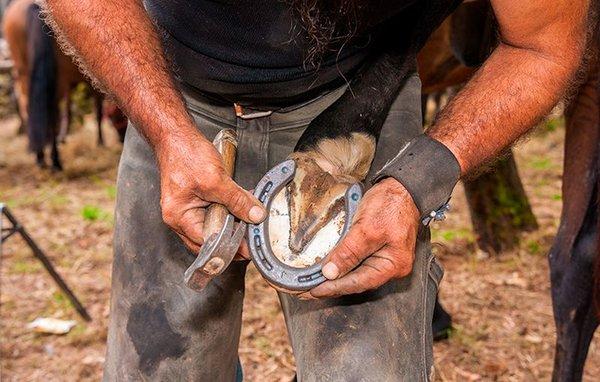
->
[51,162,63,172]
[433,299,453,341]
[36,158,47,169]
[433,319,453,341]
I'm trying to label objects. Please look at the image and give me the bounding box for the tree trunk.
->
[463,151,538,254]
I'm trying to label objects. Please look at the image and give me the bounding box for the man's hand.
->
[156,127,265,254]
[309,178,419,298]
[45,0,265,256]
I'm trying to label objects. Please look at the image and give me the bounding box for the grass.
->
[48,194,70,207]
[4,194,42,208]
[67,323,87,338]
[529,157,554,170]
[542,116,564,134]
[449,325,480,349]
[38,291,77,318]
[1,299,17,311]
[3,198,18,208]
[81,204,112,223]
[10,258,42,274]
[526,240,542,255]
[50,291,78,315]
[88,174,103,185]
[498,256,523,271]
[433,228,475,244]
[81,205,102,221]
[105,185,116,199]
[3,186,70,210]
[255,336,275,357]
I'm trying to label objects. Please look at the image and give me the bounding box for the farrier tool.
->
[184,129,246,291]
[247,159,363,292]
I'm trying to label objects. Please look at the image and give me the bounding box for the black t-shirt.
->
[143,0,458,102]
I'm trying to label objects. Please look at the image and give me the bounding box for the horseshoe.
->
[248,159,363,291]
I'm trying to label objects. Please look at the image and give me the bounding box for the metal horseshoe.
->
[248,159,363,291]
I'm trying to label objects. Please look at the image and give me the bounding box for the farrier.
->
[44,0,589,380]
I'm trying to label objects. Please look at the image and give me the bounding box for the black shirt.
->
[143,0,457,102]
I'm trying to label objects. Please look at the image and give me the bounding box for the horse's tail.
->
[25,2,57,153]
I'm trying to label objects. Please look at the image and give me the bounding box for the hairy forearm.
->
[44,0,204,149]
[429,0,589,175]
[429,42,582,175]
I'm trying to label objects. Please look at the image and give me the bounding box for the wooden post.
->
[463,150,538,254]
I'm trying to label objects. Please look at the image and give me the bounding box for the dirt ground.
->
[0,113,599,381]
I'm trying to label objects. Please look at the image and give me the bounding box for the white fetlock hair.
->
[292,132,376,182]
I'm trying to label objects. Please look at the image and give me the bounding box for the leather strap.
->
[371,135,461,223]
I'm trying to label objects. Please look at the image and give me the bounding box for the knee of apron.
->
[104,123,247,381]
[280,234,443,381]
[278,73,443,381]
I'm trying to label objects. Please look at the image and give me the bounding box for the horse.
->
[2,0,126,170]
[549,40,600,382]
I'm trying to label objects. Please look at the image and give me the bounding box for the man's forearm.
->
[44,0,203,149]
[429,43,582,175]
[429,0,589,175]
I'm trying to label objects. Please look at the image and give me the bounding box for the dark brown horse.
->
[2,0,126,170]
[549,43,600,382]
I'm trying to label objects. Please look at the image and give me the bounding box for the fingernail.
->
[322,263,339,279]
[249,205,266,223]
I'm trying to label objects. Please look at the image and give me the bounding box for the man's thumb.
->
[216,180,266,224]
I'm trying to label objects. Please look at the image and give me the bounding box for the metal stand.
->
[0,203,91,321]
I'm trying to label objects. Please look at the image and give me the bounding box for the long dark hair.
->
[290,0,363,67]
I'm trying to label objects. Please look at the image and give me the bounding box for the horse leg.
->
[432,295,452,341]
[25,2,59,171]
[35,150,46,168]
[57,88,71,143]
[51,82,63,171]
[105,101,128,142]
[13,74,29,134]
[550,55,600,380]
[50,132,62,171]
[95,93,104,146]
[550,194,599,382]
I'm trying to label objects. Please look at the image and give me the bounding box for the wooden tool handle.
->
[203,129,238,238]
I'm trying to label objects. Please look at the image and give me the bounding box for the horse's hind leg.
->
[550,192,599,381]
[50,134,62,171]
[57,89,71,143]
[549,50,600,381]
[432,295,452,341]
[95,93,104,146]
[35,150,46,168]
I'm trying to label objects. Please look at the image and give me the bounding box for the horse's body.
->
[3,0,125,170]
